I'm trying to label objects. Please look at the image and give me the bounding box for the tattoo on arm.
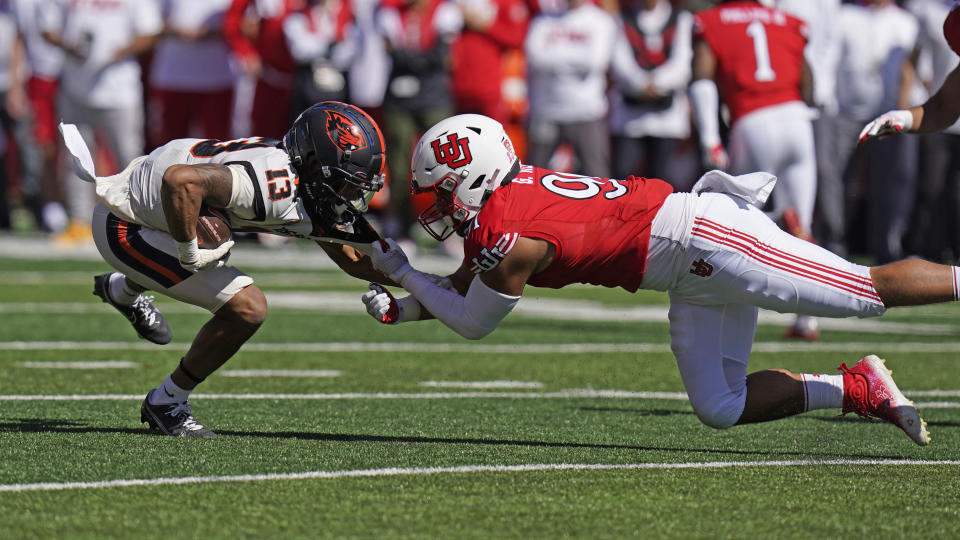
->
[192,164,234,208]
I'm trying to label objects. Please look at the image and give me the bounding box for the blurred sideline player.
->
[689,0,820,340]
[360,113,960,447]
[223,0,299,139]
[860,2,960,141]
[60,102,395,437]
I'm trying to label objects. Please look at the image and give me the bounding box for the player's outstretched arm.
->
[364,238,551,339]
[860,64,960,144]
[689,38,728,170]
[914,64,960,134]
[317,241,400,286]
[161,164,236,271]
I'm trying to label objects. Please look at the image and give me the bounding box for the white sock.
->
[108,272,140,305]
[149,375,192,405]
[952,266,960,301]
[800,373,844,411]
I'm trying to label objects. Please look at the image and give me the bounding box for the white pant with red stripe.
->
[643,192,886,429]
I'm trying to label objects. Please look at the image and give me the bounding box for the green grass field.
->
[2,243,960,538]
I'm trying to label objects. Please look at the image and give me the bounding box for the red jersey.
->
[451,0,530,106]
[463,165,673,292]
[693,1,808,124]
[223,0,301,74]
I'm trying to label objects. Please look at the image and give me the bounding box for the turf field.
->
[2,238,960,538]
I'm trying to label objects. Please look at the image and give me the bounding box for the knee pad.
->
[688,391,746,430]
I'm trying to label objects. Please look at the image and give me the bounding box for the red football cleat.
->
[839,355,930,446]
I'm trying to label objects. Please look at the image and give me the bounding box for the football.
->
[196,208,232,249]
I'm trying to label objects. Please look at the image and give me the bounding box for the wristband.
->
[396,295,422,323]
[176,237,199,263]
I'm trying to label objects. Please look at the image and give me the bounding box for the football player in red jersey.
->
[364,114,960,446]
[689,0,820,340]
[859,2,960,142]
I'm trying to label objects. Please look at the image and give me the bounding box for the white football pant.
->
[728,101,817,231]
[644,192,885,428]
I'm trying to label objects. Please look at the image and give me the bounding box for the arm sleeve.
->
[401,270,519,340]
[689,77,722,148]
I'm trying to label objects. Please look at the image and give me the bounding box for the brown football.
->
[197,209,232,249]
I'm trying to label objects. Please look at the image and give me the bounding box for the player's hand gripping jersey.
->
[463,165,673,292]
[693,1,808,124]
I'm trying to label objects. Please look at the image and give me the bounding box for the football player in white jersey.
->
[61,101,393,437]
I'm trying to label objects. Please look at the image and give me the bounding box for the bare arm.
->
[911,64,960,134]
[160,164,234,243]
[479,237,554,296]
[317,241,399,285]
[800,56,814,107]
[691,38,716,82]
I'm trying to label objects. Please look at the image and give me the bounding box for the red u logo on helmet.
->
[431,134,472,168]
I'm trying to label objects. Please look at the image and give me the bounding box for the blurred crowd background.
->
[0,0,956,266]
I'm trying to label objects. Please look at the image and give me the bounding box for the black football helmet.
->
[284,101,386,226]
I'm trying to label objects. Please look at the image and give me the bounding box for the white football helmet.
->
[410,114,520,241]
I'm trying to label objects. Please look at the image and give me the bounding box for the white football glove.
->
[176,238,235,272]
[858,109,913,145]
[370,238,414,283]
[361,283,421,324]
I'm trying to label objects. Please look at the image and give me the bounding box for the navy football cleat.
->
[140,390,217,438]
[93,273,172,345]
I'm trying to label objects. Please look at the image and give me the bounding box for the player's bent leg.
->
[173,284,268,390]
[737,369,805,424]
[141,285,267,438]
[668,298,755,429]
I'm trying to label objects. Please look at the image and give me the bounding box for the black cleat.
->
[140,390,218,438]
[93,273,172,345]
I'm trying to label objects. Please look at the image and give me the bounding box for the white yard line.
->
[2,459,959,493]
[18,361,137,369]
[1,295,957,335]
[0,390,957,407]
[420,381,544,389]
[220,369,341,378]
[6,340,960,354]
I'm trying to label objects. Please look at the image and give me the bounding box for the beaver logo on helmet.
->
[326,111,367,153]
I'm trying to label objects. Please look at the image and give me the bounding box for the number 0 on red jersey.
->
[463,165,673,292]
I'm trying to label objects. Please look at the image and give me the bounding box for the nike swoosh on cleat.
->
[163,389,175,398]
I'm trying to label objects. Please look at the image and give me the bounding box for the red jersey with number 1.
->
[463,165,674,292]
[693,1,808,124]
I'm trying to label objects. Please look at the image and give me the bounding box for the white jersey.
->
[10,0,64,79]
[524,2,618,122]
[101,138,327,241]
[149,0,234,91]
[41,0,162,107]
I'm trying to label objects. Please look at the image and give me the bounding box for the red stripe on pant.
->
[691,221,882,304]
[116,220,187,286]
